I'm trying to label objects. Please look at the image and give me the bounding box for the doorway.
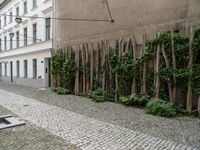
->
[44,58,51,87]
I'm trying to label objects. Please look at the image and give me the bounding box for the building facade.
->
[0,0,53,88]
[55,0,200,46]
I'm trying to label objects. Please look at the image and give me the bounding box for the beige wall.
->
[55,0,200,45]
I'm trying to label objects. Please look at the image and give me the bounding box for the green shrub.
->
[120,94,150,106]
[119,96,130,105]
[87,88,106,102]
[146,98,176,117]
[130,94,150,106]
[175,106,190,115]
[54,87,71,95]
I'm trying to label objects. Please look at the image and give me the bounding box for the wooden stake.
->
[85,43,90,92]
[187,26,194,113]
[171,30,177,104]
[102,41,106,92]
[142,34,147,94]
[131,36,137,94]
[155,33,161,98]
[198,96,200,117]
[75,45,80,94]
[90,43,94,90]
[81,44,86,94]
[161,43,173,103]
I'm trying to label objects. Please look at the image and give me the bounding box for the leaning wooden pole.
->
[155,33,161,98]
[186,26,194,113]
[131,36,137,94]
[90,43,94,90]
[161,43,173,103]
[171,30,177,105]
[142,34,147,94]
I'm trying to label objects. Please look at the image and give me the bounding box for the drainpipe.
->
[52,0,56,49]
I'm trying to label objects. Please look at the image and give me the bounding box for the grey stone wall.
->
[55,0,200,45]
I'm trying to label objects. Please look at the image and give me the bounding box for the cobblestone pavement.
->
[0,82,199,149]
[0,88,197,150]
[0,105,78,150]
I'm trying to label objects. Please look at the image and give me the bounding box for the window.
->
[46,18,51,40]
[16,61,20,77]
[33,59,37,78]
[16,31,19,48]
[5,63,7,76]
[10,35,13,49]
[16,7,19,16]
[24,28,27,46]
[0,39,1,51]
[9,11,13,23]
[33,0,37,8]
[24,1,27,14]
[0,63,2,76]
[24,60,28,78]
[33,24,37,43]
[4,36,7,51]
[4,15,6,26]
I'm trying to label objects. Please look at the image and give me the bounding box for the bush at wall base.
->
[145,98,176,117]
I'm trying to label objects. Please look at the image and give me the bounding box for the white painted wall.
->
[0,0,53,87]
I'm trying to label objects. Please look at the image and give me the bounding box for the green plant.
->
[119,96,130,105]
[87,88,106,102]
[130,94,151,106]
[175,106,190,116]
[54,87,71,95]
[146,98,176,117]
[120,94,151,106]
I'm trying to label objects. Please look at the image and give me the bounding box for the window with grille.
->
[16,61,20,77]
[4,36,7,51]
[10,36,13,49]
[33,24,37,43]
[24,28,27,46]
[24,1,27,14]
[46,18,51,40]
[16,31,20,48]
[24,60,28,78]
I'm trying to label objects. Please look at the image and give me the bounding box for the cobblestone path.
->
[0,89,196,150]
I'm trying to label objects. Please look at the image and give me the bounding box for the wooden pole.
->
[85,43,90,92]
[186,26,194,113]
[81,44,86,94]
[142,34,147,94]
[155,33,161,98]
[90,43,94,90]
[161,43,173,103]
[171,30,177,104]
[131,36,137,94]
[75,45,80,94]
[101,41,106,92]
[198,96,200,117]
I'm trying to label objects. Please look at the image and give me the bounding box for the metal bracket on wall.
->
[0,114,25,130]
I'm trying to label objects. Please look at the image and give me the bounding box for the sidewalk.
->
[0,105,77,150]
[0,86,198,150]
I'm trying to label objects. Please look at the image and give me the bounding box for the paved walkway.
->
[0,105,78,150]
[0,89,196,150]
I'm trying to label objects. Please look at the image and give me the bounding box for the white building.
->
[0,0,53,88]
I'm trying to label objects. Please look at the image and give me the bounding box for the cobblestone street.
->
[0,83,199,149]
[0,105,78,150]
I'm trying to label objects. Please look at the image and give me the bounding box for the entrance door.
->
[10,61,13,82]
[44,58,51,87]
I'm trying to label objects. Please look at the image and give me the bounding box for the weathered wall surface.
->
[55,0,200,45]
